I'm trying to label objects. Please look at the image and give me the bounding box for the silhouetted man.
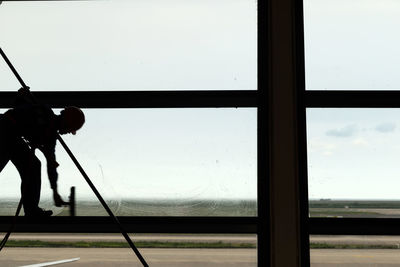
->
[0,88,85,217]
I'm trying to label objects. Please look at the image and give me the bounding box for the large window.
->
[0,0,263,266]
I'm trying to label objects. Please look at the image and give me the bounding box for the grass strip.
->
[310,243,399,249]
[4,240,256,249]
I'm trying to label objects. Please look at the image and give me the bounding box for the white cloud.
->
[308,139,336,156]
[352,138,368,146]
[326,124,357,137]
[375,123,396,133]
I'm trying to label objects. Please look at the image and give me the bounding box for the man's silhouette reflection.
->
[0,88,85,217]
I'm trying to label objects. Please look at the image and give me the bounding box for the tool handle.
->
[0,47,29,89]
[57,135,149,267]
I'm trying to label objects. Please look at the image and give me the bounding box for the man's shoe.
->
[25,208,53,217]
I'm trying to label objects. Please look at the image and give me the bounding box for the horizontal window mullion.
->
[0,216,257,233]
[305,91,400,108]
[0,91,258,109]
[310,218,400,235]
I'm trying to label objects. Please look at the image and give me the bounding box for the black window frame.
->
[300,0,400,241]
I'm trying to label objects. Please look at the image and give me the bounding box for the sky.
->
[2,0,400,204]
[307,108,400,200]
[305,0,400,199]
[304,0,400,90]
[0,0,257,204]
[0,0,257,91]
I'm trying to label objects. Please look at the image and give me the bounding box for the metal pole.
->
[57,135,149,267]
[0,47,28,89]
[0,47,148,266]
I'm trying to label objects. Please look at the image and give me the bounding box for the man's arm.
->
[45,151,59,190]
[40,142,68,207]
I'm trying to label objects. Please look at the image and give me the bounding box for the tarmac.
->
[311,249,400,267]
[0,247,257,267]
[2,234,400,266]
[2,248,400,266]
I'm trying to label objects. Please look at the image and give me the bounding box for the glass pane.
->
[0,0,257,91]
[1,233,257,266]
[307,108,400,217]
[311,235,400,266]
[0,108,257,216]
[304,0,400,90]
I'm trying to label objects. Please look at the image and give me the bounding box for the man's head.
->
[59,106,85,135]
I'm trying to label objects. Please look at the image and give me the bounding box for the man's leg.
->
[9,138,44,216]
[0,149,10,173]
[0,121,10,173]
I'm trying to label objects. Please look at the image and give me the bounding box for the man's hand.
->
[18,86,30,93]
[16,86,36,106]
[53,190,69,207]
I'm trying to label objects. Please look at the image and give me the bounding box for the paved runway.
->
[311,249,400,267]
[0,248,257,267]
[4,235,400,266]
[3,247,400,266]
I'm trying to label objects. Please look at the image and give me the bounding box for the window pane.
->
[0,108,257,216]
[307,108,400,217]
[0,0,257,91]
[304,0,400,90]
